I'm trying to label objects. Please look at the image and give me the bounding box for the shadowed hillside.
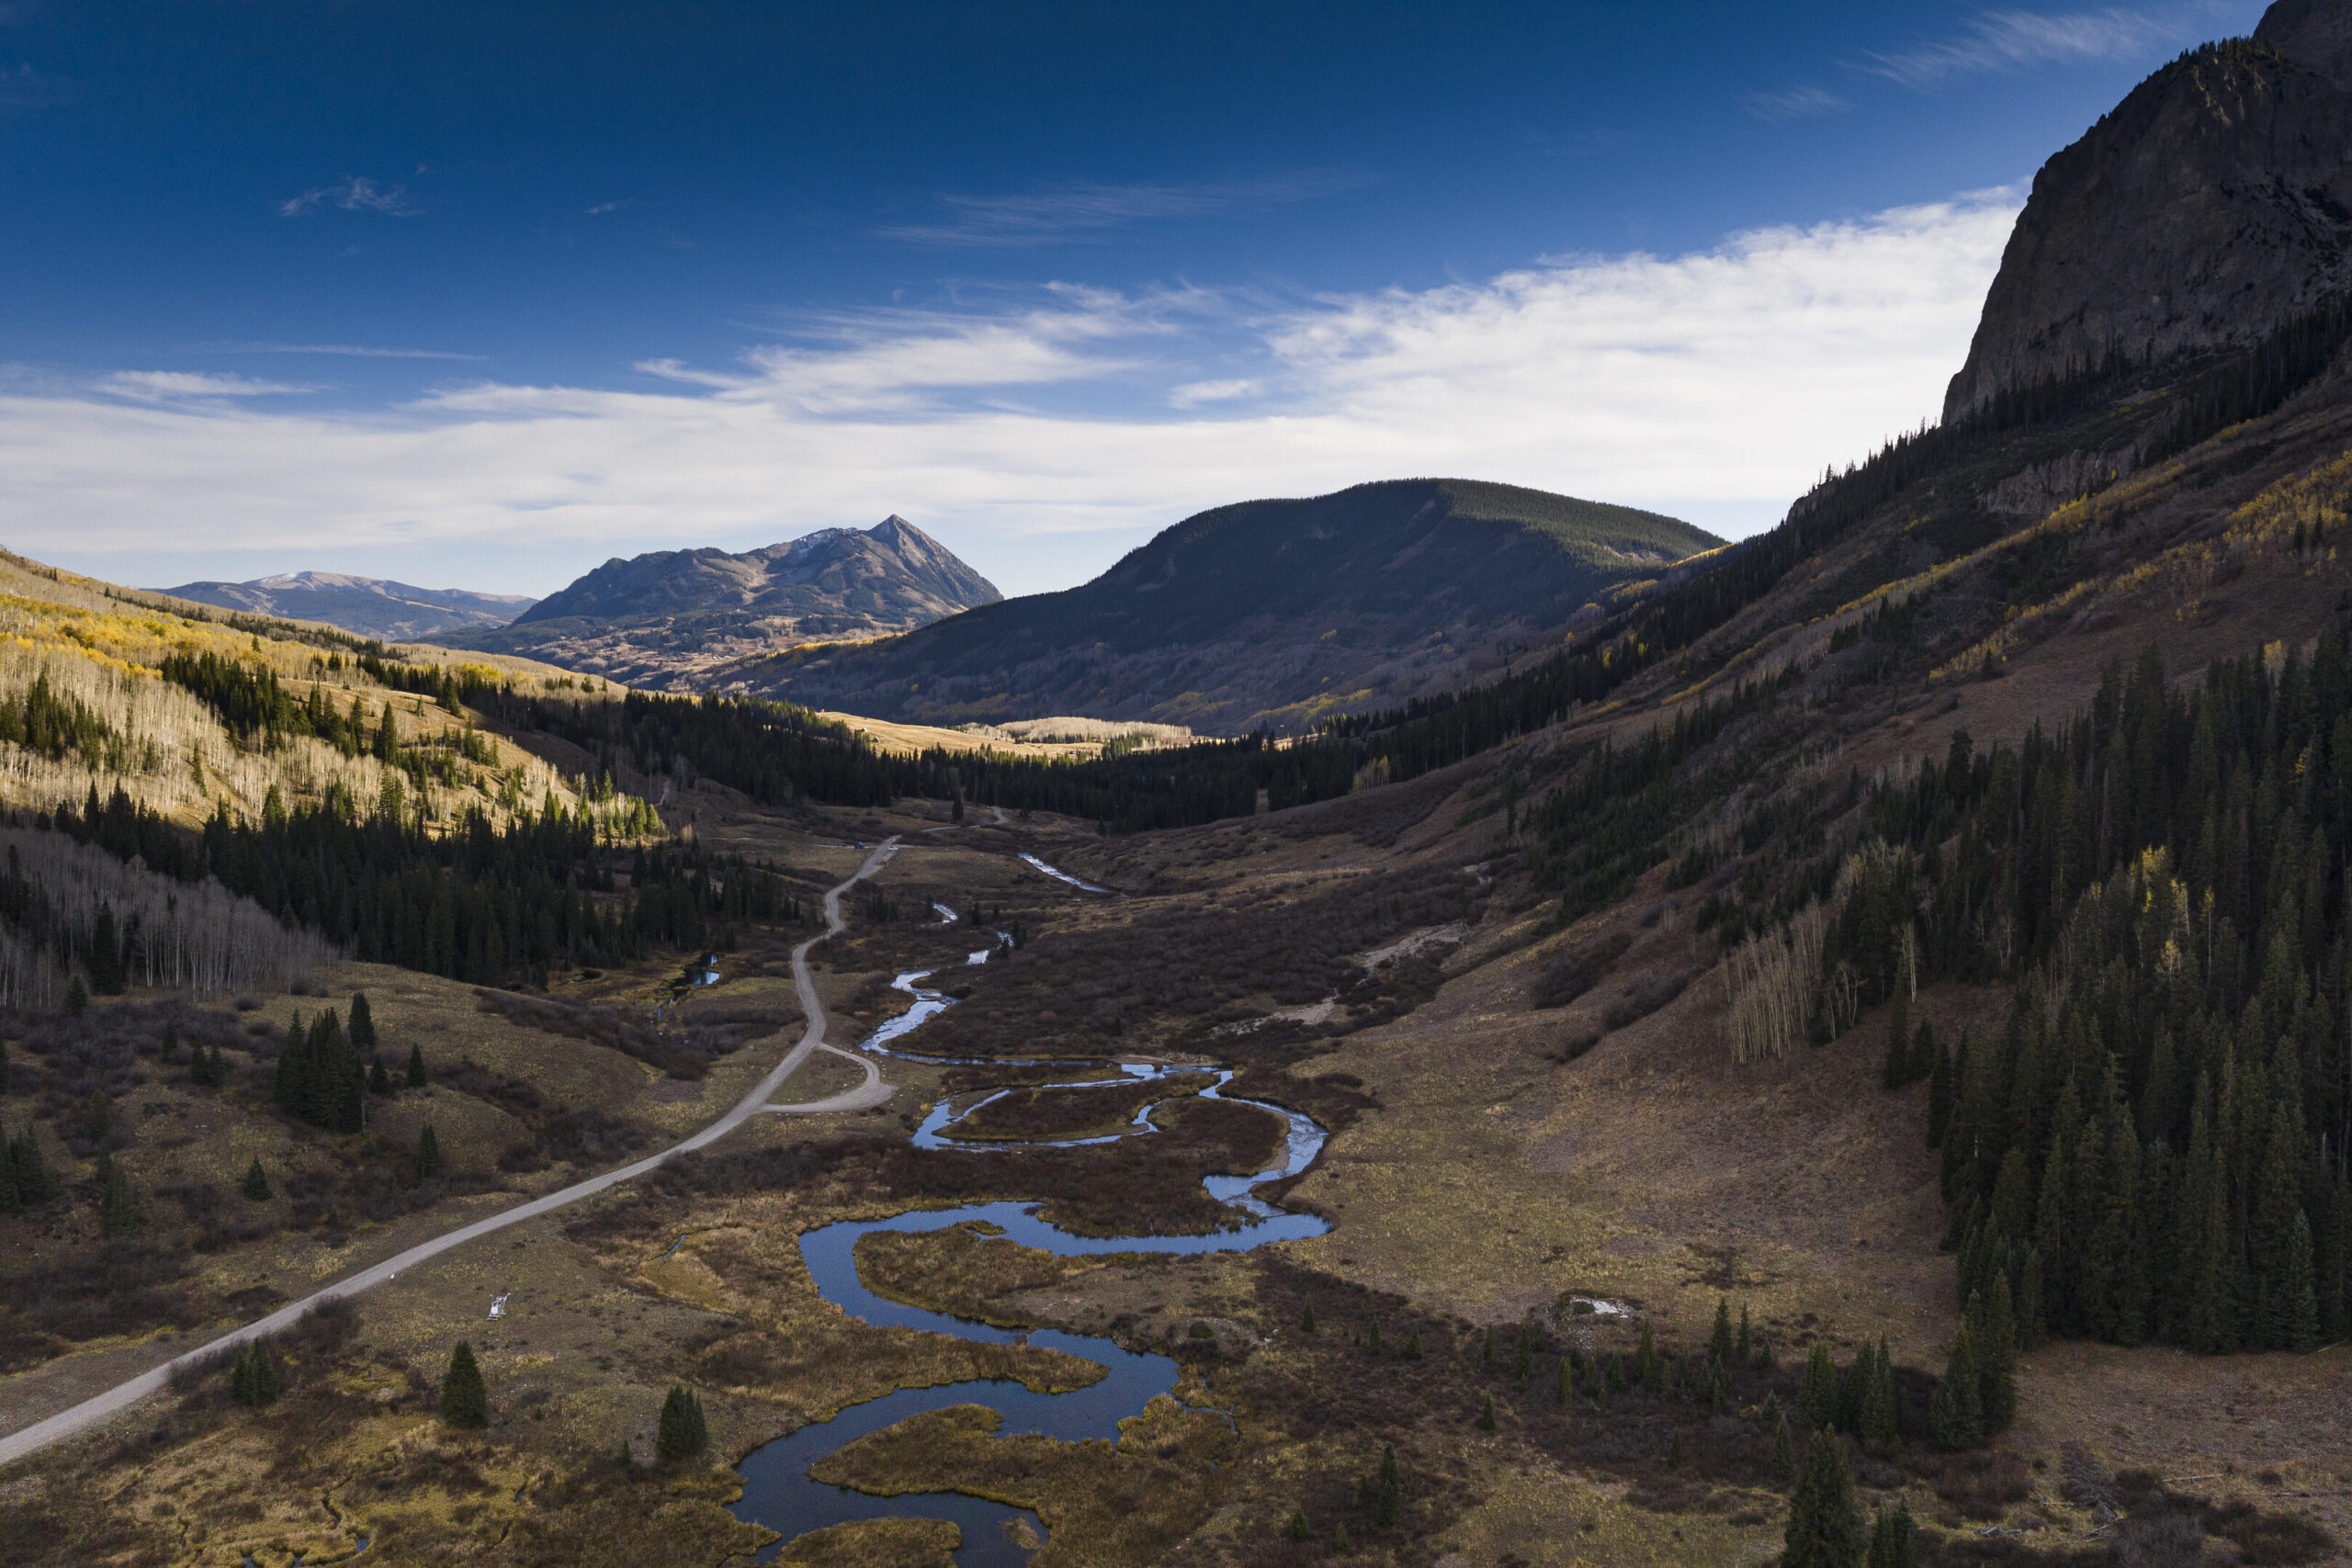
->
[733,478,1721,734]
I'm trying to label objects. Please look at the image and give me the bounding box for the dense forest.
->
[51,784,801,988]
[1757,637,2352,1355]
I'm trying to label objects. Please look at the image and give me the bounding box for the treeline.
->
[1838,637,2352,1354]
[52,785,797,988]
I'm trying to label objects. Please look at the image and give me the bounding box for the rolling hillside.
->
[732,479,1721,733]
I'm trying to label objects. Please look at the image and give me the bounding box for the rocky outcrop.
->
[1943,1,2352,422]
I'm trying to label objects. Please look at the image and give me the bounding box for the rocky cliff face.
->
[1943,1,2352,422]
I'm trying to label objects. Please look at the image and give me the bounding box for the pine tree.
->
[1480,1324,1495,1368]
[1512,1326,1534,1387]
[440,1341,488,1428]
[347,991,377,1051]
[2283,1210,2322,1353]
[1866,1500,1919,1568]
[406,1043,427,1088]
[1783,1428,1866,1568]
[98,1155,138,1235]
[231,1340,281,1407]
[1859,1338,1900,1448]
[1301,1300,1316,1334]
[87,902,122,995]
[1558,1355,1575,1404]
[62,974,85,1016]
[1798,1342,1837,1431]
[414,1121,443,1180]
[1476,1393,1497,1430]
[1927,1323,1984,1450]
[1736,1303,1753,1364]
[368,1059,391,1095]
[1977,1274,2018,1433]
[1376,1442,1402,1528]
[9,1128,54,1203]
[656,1385,707,1460]
[1401,1324,1422,1360]
[1284,1508,1312,1541]
[1770,1412,1797,1483]
[1333,1524,1351,1553]
[241,1158,271,1201]
[1636,1321,1660,1391]
[1712,1298,1736,1364]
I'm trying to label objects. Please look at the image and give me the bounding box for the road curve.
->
[0,838,904,1467]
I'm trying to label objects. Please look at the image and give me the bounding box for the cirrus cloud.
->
[0,192,2021,598]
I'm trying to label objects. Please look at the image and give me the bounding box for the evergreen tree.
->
[9,1128,54,1203]
[1783,1429,1866,1568]
[158,1021,178,1065]
[1558,1355,1575,1404]
[1712,1298,1736,1364]
[1376,1442,1402,1528]
[1858,1338,1900,1448]
[1401,1324,1422,1361]
[406,1042,427,1088]
[1300,1300,1316,1334]
[347,991,377,1051]
[656,1385,707,1460]
[1926,1034,1955,1147]
[87,902,122,995]
[1480,1324,1495,1368]
[368,1059,392,1096]
[1476,1393,1497,1430]
[231,1340,281,1408]
[1736,1303,1753,1364]
[1770,1412,1797,1483]
[1866,1501,1919,1568]
[1636,1321,1660,1391]
[1798,1342,1838,1431]
[1512,1326,1534,1387]
[241,1158,271,1201]
[1284,1508,1312,1542]
[1976,1274,2019,1433]
[414,1122,443,1180]
[1927,1323,1984,1450]
[62,974,85,1016]
[2282,1210,2322,1353]
[1367,1319,1384,1357]
[98,1155,138,1235]
[440,1341,488,1428]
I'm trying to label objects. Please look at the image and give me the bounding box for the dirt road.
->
[0,838,903,1466]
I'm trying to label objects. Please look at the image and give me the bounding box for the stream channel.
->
[729,931,1330,1564]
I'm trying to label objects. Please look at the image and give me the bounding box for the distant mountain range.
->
[431,515,1001,686]
[158,571,537,641]
[720,479,1722,733]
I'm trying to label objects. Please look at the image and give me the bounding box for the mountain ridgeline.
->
[434,515,1001,687]
[160,572,537,642]
[734,479,1721,733]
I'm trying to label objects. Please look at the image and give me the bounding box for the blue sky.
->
[0,1,2266,599]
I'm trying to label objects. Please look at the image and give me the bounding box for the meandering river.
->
[728,959,1329,1563]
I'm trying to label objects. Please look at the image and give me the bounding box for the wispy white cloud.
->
[1,192,2020,597]
[99,371,312,400]
[584,199,630,216]
[1168,378,1261,409]
[279,175,422,218]
[1745,85,1849,121]
[201,341,483,360]
[1852,6,2192,87]
[876,171,1368,247]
